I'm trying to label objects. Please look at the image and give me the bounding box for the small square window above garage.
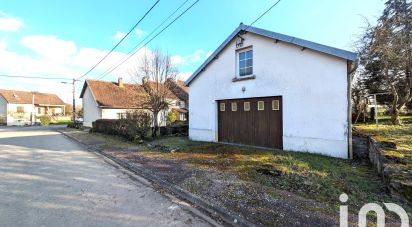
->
[272,100,279,110]
[220,102,225,111]
[244,102,250,111]
[231,102,237,111]
[258,101,264,111]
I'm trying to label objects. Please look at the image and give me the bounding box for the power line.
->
[246,0,282,30]
[97,0,200,80]
[96,0,191,79]
[0,74,73,80]
[77,0,161,80]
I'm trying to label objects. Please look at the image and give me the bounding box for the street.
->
[0,126,210,227]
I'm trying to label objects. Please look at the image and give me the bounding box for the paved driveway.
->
[0,126,210,226]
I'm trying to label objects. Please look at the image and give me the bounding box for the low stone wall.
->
[367,138,412,203]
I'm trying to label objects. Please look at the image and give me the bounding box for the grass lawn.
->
[148,137,411,217]
[354,115,412,161]
[52,120,72,125]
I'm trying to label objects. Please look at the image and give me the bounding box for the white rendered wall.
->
[6,103,33,126]
[188,33,349,158]
[82,86,101,127]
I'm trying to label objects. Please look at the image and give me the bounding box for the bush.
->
[39,115,51,126]
[166,111,177,125]
[92,111,152,142]
[159,124,188,136]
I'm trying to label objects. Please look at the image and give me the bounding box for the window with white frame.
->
[238,49,253,77]
[272,100,279,110]
[231,102,237,111]
[257,101,264,111]
[220,102,225,111]
[244,102,250,111]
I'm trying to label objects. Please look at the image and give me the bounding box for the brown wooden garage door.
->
[218,96,282,149]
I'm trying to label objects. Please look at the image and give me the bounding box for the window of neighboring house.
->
[117,113,127,119]
[179,113,185,121]
[244,102,250,111]
[16,106,24,113]
[220,103,225,111]
[38,107,41,114]
[179,101,185,108]
[257,101,264,111]
[238,49,253,77]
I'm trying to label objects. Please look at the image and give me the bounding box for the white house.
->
[80,78,188,127]
[184,24,357,159]
[0,89,65,126]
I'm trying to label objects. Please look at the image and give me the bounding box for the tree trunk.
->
[392,108,401,125]
[152,111,159,137]
[391,92,401,125]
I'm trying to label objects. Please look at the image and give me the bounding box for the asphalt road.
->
[0,126,210,227]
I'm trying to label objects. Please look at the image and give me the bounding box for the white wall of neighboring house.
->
[82,86,101,127]
[0,96,7,124]
[6,103,33,126]
[189,32,349,158]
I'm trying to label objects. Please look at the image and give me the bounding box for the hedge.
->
[92,119,188,141]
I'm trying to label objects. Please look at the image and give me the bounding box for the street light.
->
[61,79,79,123]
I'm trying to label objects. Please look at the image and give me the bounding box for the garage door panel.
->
[218,96,282,149]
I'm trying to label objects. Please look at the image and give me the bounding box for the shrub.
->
[167,111,177,125]
[39,115,51,126]
[92,111,152,142]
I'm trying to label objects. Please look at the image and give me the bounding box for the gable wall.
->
[83,86,102,127]
[189,32,349,158]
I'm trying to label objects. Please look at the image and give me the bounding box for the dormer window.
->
[238,49,253,77]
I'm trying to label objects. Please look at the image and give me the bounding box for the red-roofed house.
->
[80,78,188,127]
[0,89,65,126]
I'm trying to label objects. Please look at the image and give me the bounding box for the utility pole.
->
[62,78,79,123]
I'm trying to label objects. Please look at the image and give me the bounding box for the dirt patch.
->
[60,128,411,226]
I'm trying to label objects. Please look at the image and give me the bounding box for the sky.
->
[0,0,386,104]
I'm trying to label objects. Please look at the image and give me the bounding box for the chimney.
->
[118,77,124,88]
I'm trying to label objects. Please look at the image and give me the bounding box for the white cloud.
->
[135,28,146,38]
[21,35,77,62]
[0,34,150,104]
[114,31,126,40]
[0,40,7,49]
[0,11,23,31]
[177,72,193,81]
[171,49,206,66]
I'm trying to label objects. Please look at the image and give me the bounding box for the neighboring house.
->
[80,78,188,127]
[0,89,65,126]
[166,79,189,121]
[184,24,357,159]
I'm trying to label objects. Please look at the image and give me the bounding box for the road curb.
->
[57,129,257,227]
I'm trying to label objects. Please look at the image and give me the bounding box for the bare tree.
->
[130,49,178,137]
[352,77,369,123]
[358,0,412,125]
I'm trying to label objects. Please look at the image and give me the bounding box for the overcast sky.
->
[0,0,385,103]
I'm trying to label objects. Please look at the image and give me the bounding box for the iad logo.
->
[339,193,409,227]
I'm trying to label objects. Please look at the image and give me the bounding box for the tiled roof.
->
[176,80,189,93]
[80,79,179,109]
[0,89,65,105]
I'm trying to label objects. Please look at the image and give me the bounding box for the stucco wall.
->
[188,32,349,158]
[82,86,101,127]
[7,103,33,126]
[0,96,7,124]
